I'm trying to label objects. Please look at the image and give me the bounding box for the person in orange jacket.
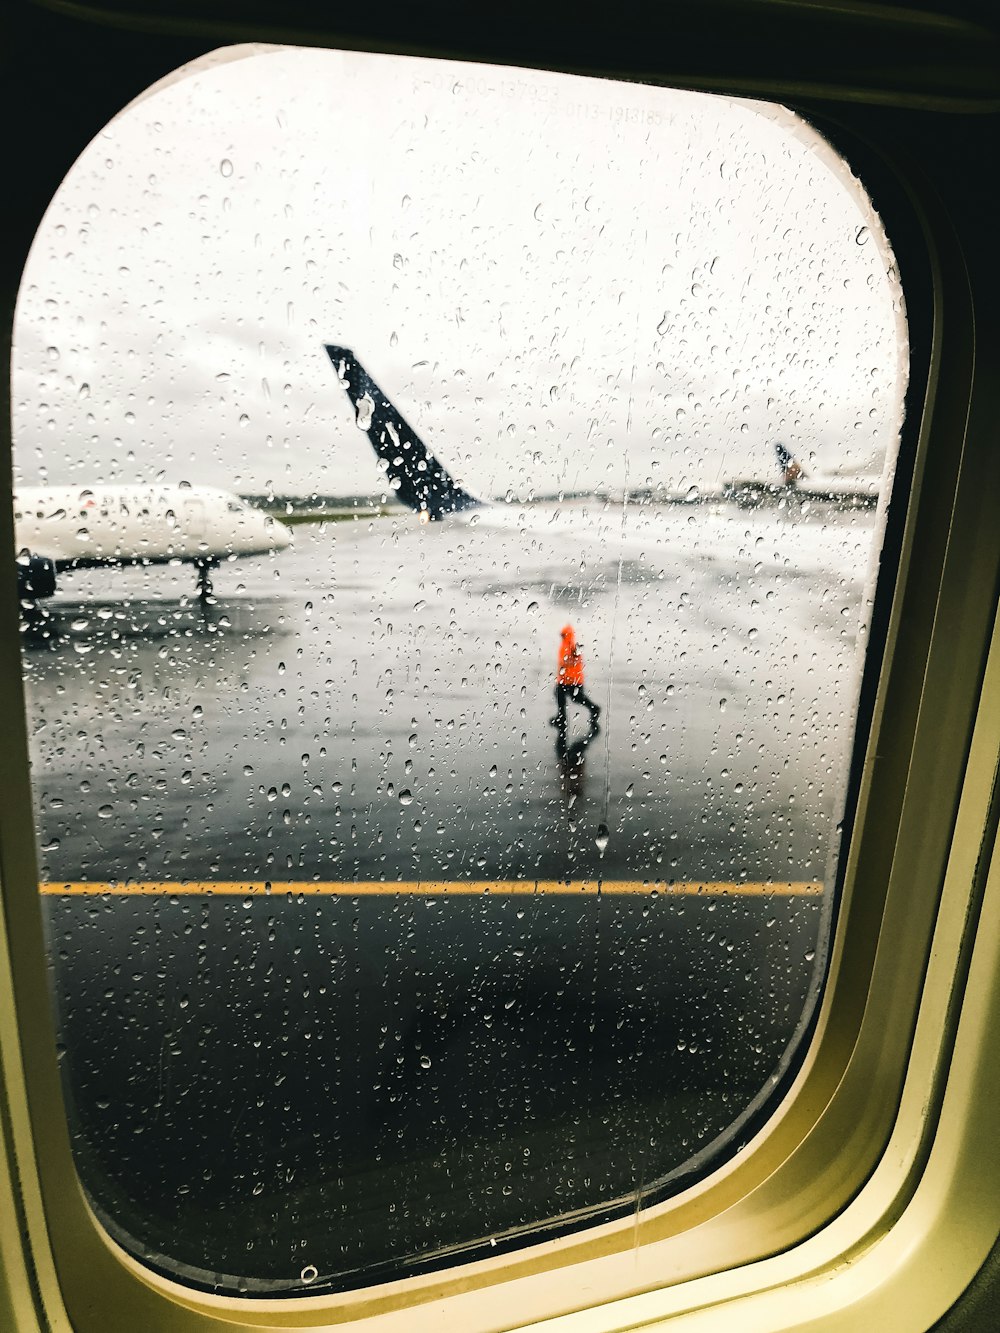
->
[551,623,601,740]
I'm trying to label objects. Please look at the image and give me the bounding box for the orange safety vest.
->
[557,626,584,687]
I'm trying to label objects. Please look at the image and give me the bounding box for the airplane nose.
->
[263,515,293,549]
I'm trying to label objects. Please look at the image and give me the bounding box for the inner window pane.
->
[13,47,906,1293]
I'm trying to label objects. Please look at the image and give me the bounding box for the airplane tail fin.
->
[325,346,481,521]
[775,442,803,486]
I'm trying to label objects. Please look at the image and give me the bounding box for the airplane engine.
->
[15,553,57,600]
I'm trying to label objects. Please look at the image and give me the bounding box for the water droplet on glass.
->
[355,393,374,430]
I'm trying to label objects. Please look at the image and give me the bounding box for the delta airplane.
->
[13,483,291,602]
[723,442,881,508]
[325,346,481,523]
[324,346,880,520]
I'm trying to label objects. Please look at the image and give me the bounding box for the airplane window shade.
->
[11,47,906,1295]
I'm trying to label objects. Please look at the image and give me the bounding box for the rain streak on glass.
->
[13,46,906,1294]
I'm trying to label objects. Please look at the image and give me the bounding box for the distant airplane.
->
[13,483,291,603]
[324,346,881,520]
[776,442,803,486]
[724,443,881,509]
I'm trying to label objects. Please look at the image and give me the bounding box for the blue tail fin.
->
[325,346,481,521]
[775,442,803,486]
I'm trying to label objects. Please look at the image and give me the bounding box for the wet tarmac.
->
[22,498,879,1290]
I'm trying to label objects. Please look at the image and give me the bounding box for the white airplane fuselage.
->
[13,484,291,597]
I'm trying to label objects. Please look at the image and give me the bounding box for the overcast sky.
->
[12,45,907,499]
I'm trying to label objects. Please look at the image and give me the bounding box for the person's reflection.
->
[557,722,599,812]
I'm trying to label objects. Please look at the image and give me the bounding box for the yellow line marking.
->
[39,880,823,897]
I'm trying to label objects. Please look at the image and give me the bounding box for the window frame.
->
[2,4,999,1330]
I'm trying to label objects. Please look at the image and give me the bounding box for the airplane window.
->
[11,47,905,1294]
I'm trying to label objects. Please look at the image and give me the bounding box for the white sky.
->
[12,46,906,499]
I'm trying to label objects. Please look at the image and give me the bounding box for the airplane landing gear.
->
[194,559,217,603]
